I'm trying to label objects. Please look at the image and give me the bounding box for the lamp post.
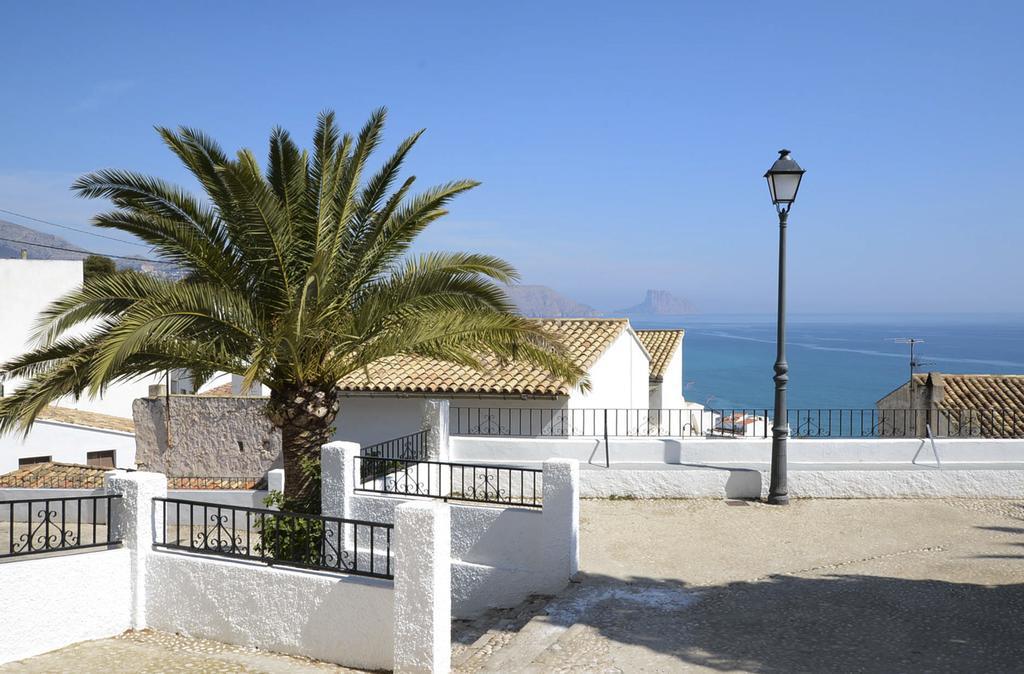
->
[764,149,805,505]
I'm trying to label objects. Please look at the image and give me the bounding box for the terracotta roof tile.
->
[0,462,109,488]
[338,318,630,396]
[916,372,1024,437]
[199,382,235,397]
[36,406,134,433]
[635,330,684,382]
[0,462,265,490]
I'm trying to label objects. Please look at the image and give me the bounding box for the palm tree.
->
[0,109,584,508]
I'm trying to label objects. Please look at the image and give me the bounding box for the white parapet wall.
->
[1,468,453,671]
[0,548,132,664]
[322,441,580,617]
[450,436,1024,499]
[145,551,395,670]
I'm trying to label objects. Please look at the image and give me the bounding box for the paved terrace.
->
[3,498,1023,672]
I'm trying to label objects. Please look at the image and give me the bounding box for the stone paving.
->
[0,630,365,673]
[455,498,1024,672]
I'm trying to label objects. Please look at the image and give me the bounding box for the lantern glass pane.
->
[770,173,801,203]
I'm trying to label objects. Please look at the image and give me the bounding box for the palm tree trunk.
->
[267,384,341,512]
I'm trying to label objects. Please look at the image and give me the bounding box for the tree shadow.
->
[536,571,1024,672]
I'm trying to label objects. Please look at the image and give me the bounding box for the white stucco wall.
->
[650,341,686,409]
[0,260,82,371]
[0,548,132,664]
[0,259,162,419]
[145,551,395,670]
[568,329,649,410]
[333,396,432,447]
[324,442,578,618]
[450,436,1024,466]
[0,420,136,472]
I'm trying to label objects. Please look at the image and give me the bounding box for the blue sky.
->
[2,1,1022,313]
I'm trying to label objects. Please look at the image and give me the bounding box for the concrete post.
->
[394,501,451,674]
[421,399,450,461]
[541,458,580,592]
[104,470,167,629]
[266,468,285,494]
[321,441,360,520]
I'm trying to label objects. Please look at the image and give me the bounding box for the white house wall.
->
[651,341,686,409]
[336,395,567,447]
[0,260,82,373]
[568,330,649,410]
[0,420,136,472]
[0,259,161,419]
[0,548,132,663]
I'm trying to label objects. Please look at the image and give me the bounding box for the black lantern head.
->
[764,149,805,211]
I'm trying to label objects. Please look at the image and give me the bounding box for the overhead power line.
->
[0,206,151,248]
[0,235,165,264]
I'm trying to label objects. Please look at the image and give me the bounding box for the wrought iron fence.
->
[450,407,1024,439]
[360,429,431,482]
[450,407,766,438]
[1,494,121,559]
[153,497,393,579]
[355,456,543,508]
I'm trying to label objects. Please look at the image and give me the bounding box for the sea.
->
[629,313,1024,410]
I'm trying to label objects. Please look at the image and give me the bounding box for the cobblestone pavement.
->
[456,498,1024,673]
[0,630,368,673]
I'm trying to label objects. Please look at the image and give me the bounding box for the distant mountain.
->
[0,219,89,260]
[0,219,181,278]
[620,289,697,315]
[505,285,600,318]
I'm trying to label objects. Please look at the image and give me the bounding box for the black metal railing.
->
[153,497,393,579]
[450,407,766,439]
[360,430,431,481]
[355,456,543,508]
[450,407,1024,439]
[1,494,121,559]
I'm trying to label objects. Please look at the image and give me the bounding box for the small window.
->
[86,450,116,469]
[19,455,51,467]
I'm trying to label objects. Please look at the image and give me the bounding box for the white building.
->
[0,259,171,468]
[332,318,698,447]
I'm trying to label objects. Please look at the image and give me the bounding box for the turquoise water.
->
[630,314,1024,410]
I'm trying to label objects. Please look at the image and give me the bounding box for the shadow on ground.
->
[537,570,1024,673]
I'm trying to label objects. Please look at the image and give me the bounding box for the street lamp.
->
[764,149,805,505]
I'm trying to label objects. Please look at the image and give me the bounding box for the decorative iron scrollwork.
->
[13,505,79,554]
[194,512,246,554]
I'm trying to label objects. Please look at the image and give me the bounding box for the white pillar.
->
[541,458,580,592]
[104,470,167,629]
[394,501,451,674]
[421,399,450,461]
[321,441,360,519]
[266,468,285,494]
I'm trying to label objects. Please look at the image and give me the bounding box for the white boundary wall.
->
[0,548,132,663]
[146,552,395,670]
[323,442,580,618]
[0,472,452,673]
[450,436,1024,499]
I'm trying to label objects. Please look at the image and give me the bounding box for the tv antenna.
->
[889,338,934,408]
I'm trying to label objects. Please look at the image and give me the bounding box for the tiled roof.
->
[635,330,684,382]
[0,462,108,488]
[36,406,135,434]
[199,382,235,397]
[918,372,1024,437]
[0,462,265,490]
[168,476,265,490]
[338,318,630,396]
